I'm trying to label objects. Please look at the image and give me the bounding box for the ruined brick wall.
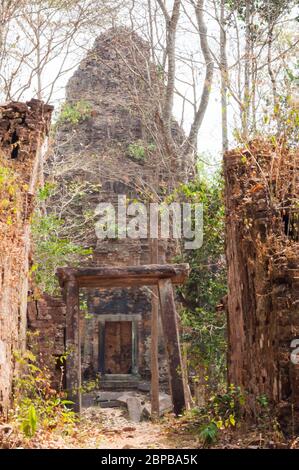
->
[224,139,299,431]
[0,100,53,414]
[27,294,66,389]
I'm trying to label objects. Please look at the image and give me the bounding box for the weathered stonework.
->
[224,139,299,431]
[0,99,53,414]
[27,294,66,388]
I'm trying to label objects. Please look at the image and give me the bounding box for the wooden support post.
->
[65,277,81,412]
[92,317,99,374]
[98,321,105,375]
[132,320,138,375]
[150,239,160,419]
[158,278,186,416]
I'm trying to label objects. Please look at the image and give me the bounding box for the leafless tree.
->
[0,0,123,102]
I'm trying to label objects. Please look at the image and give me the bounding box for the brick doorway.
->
[104,321,132,374]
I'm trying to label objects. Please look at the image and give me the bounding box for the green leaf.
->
[199,422,218,445]
[229,414,236,426]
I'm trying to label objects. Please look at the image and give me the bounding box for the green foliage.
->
[37,182,56,202]
[255,393,281,433]
[127,141,147,161]
[262,97,299,147]
[20,405,37,438]
[199,422,218,445]
[0,166,15,189]
[127,140,156,162]
[278,95,299,146]
[13,340,77,438]
[156,64,164,79]
[225,0,292,24]
[31,212,92,294]
[206,383,245,428]
[44,179,103,245]
[257,394,269,408]
[174,173,227,388]
[81,376,101,393]
[260,58,299,146]
[147,143,157,152]
[57,100,92,126]
[184,384,245,446]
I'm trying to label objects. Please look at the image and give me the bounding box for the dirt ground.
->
[81,407,198,449]
[12,406,198,449]
[2,404,298,449]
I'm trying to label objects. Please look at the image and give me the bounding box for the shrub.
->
[57,100,92,126]
[31,212,92,294]
[13,342,76,438]
[183,384,245,446]
[127,140,157,162]
[199,422,218,445]
[173,174,227,388]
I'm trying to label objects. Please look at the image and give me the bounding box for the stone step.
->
[100,381,139,390]
[100,374,140,390]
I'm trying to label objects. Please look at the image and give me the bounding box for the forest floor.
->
[79,407,198,449]
[2,405,299,449]
[1,407,198,449]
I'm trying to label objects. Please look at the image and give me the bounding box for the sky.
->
[2,1,298,172]
[0,1,239,170]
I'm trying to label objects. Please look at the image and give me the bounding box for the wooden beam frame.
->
[56,263,189,288]
[56,263,189,415]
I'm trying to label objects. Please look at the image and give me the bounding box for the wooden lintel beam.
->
[56,263,189,289]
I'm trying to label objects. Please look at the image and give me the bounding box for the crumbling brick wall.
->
[224,139,299,431]
[0,99,52,414]
[27,294,66,389]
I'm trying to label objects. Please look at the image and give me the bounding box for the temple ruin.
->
[0,100,53,414]
[28,28,184,395]
[1,28,298,433]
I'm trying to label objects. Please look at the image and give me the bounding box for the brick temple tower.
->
[38,28,184,389]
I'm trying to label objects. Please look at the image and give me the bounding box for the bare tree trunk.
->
[220,0,228,153]
[242,0,251,140]
[147,0,155,61]
[267,23,279,116]
[0,1,20,76]
[157,0,181,137]
[251,53,257,134]
[182,343,192,410]
[186,0,214,154]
